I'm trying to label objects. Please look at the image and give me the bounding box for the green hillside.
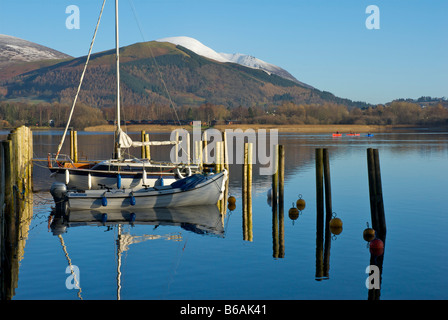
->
[0,41,369,108]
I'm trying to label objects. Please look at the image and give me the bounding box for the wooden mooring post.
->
[1,126,33,300]
[367,148,386,240]
[315,148,333,279]
[242,142,253,241]
[217,131,229,215]
[140,130,151,160]
[367,150,386,300]
[322,148,332,278]
[70,130,78,163]
[278,145,285,258]
[271,144,285,258]
[315,148,324,279]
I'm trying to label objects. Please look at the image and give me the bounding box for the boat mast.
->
[114,0,122,159]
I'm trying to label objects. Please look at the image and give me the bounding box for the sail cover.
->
[117,129,178,148]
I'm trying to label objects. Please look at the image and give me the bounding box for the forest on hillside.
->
[0,100,447,130]
[0,43,373,109]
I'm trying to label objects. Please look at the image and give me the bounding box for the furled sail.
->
[117,129,178,149]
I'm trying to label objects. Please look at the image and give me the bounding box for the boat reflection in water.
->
[49,205,224,299]
[50,205,225,237]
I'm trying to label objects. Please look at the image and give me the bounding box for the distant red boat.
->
[332,133,342,137]
[346,133,360,136]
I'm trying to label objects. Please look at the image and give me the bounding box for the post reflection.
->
[0,190,33,300]
[367,233,386,300]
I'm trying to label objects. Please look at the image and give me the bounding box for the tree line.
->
[0,100,447,129]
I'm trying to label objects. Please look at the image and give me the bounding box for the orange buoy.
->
[329,217,343,229]
[363,222,376,242]
[228,196,236,204]
[329,213,343,235]
[288,203,299,221]
[330,225,343,235]
[296,194,306,211]
[227,203,236,211]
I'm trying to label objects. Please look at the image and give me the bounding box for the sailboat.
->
[48,0,200,191]
[49,0,228,211]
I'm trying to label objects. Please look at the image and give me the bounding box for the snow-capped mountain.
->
[157,36,229,63]
[156,36,311,88]
[0,34,71,67]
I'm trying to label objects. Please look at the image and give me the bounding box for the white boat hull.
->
[67,170,227,210]
[51,168,178,190]
[49,159,199,190]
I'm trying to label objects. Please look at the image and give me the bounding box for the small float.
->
[332,133,342,137]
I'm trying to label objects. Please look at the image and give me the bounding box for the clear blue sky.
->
[1,0,447,104]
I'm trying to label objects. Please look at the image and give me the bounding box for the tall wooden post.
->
[216,141,222,173]
[144,133,150,160]
[315,148,324,279]
[70,130,74,162]
[323,148,332,278]
[175,131,179,164]
[141,130,146,158]
[367,148,378,230]
[278,145,285,258]
[272,145,279,210]
[373,149,386,238]
[203,131,208,164]
[242,143,248,240]
[72,131,78,163]
[367,148,387,240]
[1,126,33,300]
[223,131,229,171]
[186,132,190,165]
[246,142,253,242]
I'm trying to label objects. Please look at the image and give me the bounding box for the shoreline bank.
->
[82,124,444,133]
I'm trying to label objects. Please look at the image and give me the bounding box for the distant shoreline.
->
[82,124,444,133]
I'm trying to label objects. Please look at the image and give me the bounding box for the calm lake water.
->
[3,129,448,300]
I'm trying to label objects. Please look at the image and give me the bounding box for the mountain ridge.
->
[0,34,71,66]
[156,36,312,88]
[0,35,369,109]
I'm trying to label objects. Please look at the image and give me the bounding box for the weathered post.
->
[144,133,150,160]
[373,149,386,239]
[246,142,253,242]
[186,132,191,165]
[70,130,74,162]
[223,131,229,171]
[278,145,285,257]
[203,131,208,164]
[367,148,386,239]
[70,130,78,163]
[175,130,179,164]
[272,145,279,210]
[367,148,379,230]
[141,130,146,158]
[315,148,324,279]
[1,126,33,300]
[323,148,332,278]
